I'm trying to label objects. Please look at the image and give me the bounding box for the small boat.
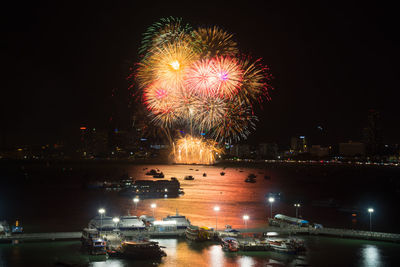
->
[108,240,166,259]
[195,169,199,171]
[202,173,207,177]
[220,172,225,176]
[247,173,257,179]
[245,177,256,183]
[221,237,240,252]
[153,172,164,178]
[145,169,158,176]
[265,237,306,253]
[184,175,194,180]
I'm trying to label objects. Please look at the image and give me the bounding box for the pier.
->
[1,226,400,243]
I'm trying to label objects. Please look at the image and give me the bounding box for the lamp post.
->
[214,206,220,230]
[98,208,105,236]
[133,197,139,215]
[294,203,301,218]
[368,208,374,231]
[112,217,119,230]
[268,197,275,218]
[151,203,157,218]
[243,215,249,230]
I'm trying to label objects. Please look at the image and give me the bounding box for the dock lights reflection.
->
[151,203,157,218]
[133,197,140,215]
[268,197,275,218]
[294,203,301,218]
[243,215,249,229]
[98,209,105,235]
[214,206,220,230]
[368,208,374,231]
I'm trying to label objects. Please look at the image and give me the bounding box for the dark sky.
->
[3,1,400,148]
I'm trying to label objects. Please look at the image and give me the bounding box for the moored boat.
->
[221,237,239,252]
[81,228,107,255]
[162,211,191,229]
[108,240,166,259]
[185,225,213,241]
[265,237,306,253]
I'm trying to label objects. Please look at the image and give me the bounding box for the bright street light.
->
[112,217,119,230]
[243,215,249,230]
[151,203,157,218]
[133,197,139,215]
[214,206,220,230]
[368,208,374,231]
[294,203,301,218]
[98,209,105,235]
[268,197,275,218]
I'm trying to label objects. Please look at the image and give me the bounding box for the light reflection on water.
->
[361,245,381,267]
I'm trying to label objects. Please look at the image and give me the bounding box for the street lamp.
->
[112,217,120,230]
[368,208,374,231]
[98,208,105,235]
[151,203,157,218]
[243,215,249,230]
[133,197,139,215]
[214,206,220,230]
[268,197,275,218]
[294,203,301,218]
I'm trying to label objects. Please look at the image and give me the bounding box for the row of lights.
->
[99,197,376,232]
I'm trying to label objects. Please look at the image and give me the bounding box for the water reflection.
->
[361,244,381,267]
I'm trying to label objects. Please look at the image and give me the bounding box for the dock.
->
[235,226,400,243]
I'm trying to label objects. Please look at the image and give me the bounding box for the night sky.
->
[3,1,399,148]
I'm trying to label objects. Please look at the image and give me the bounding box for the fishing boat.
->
[145,169,158,176]
[202,173,207,177]
[108,240,166,259]
[221,237,239,252]
[220,172,225,176]
[247,173,257,179]
[153,172,164,178]
[184,175,194,180]
[245,177,256,183]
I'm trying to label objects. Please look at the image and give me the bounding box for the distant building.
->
[290,136,308,153]
[230,144,251,158]
[258,143,278,159]
[310,145,330,157]
[339,141,365,157]
[363,109,383,157]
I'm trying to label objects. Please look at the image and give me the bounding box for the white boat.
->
[118,216,146,231]
[162,211,191,229]
[89,216,117,231]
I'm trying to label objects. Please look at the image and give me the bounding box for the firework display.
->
[134,17,273,164]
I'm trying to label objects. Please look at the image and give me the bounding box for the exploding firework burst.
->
[137,41,199,90]
[132,17,273,164]
[192,26,238,58]
[185,56,243,97]
[139,17,193,57]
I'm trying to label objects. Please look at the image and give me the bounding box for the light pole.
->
[214,206,220,230]
[268,197,275,218]
[243,215,249,230]
[151,203,157,218]
[133,197,139,215]
[294,203,301,218]
[368,208,374,231]
[112,217,120,230]
[98,208,105,236]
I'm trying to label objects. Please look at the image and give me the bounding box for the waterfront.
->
[1,161,400,265]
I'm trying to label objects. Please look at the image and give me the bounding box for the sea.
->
[1,160,400,266]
